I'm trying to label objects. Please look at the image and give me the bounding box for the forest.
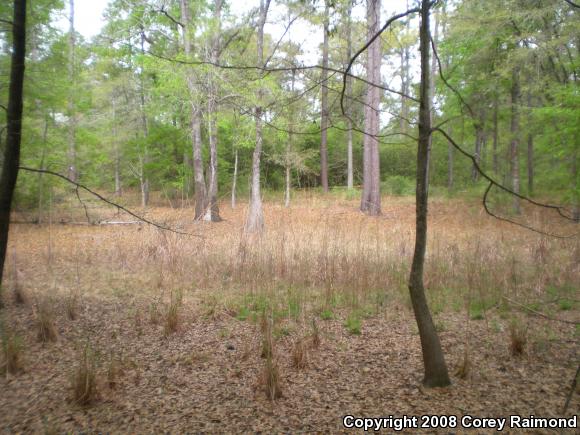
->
[0,0,578,432]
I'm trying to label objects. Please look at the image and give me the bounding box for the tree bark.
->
[245,0,271,233]
[510,67,521,214]
[447,128,453,193]
[408,0,451,388]
[67,0,77,182]
[345,0,354,190]
[319,0,330,192]
[361,0,381,216]
[204,0,223,222]
[285,71,296,207]
[231,148,238,209]
[526,93,534,196]
[112,98,121,196]
[492,95,499,176]
[138,32,149,208]
[180,0,207,220]
[0,0,26,288]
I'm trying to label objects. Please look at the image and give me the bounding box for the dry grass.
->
[71,344,98,406]
[509,319,528,356]
[65,289,80,321]
[35,298,58,343]
[1,330,24,375]
[0,194,577,429]
[291,339,308,369]
[163,290,182,336]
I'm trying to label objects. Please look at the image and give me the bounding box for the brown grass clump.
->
[1,331,24,375]
[259,356,283,400]
[310,318,320,349]
[71,344,98,406]
[291,339,308,369]
[65,290,80,321]
[454,351,471,379]
[164,291,182,336]
[36,298,58,343]
[260,312,273,359]
[509,320,527,356]
[106,353,124,389]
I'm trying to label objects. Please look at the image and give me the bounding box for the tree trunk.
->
[138,32,149,208]
[319,0,330,192]
[245,0,271,233]
[37,114,49,223]
[204,0,223,222]
[285,71,296,207]
[492,95,499,176]
[112,98,121,196]
[67,0,77,183]
[510,67,521,214]
[345,0,354,190]
[400,0,411,134]
[408,0,451,388]
[231,148,238,209]
[526,93,534,196]
[180,0,207,220]
[361,0,381,216]
[447,127,453,193]
[0,0,26,288]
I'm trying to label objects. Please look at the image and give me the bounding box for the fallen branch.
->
[18,167,202,237]
[502,296,580,325]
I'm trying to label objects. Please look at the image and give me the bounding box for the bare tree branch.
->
[434,127,578,237]
[340,6,421,117]
[18,167,202,237]
[563,0,580,8]
[154,7,183,28]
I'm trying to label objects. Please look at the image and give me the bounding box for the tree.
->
[408,0,451,388]
[0,0,26,287]
[67,0,77,183]
[343,0,354,190]
[246,0,271,233]
[360,0,381,216]
[319,0,330,192]
[204,0,224,222]
[180,0,207,220]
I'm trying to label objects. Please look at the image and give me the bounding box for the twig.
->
[563,363,580,414]
[502,296,580,325]
[563,0,580,8]
[18,167,202,237]
[340,6,422,117]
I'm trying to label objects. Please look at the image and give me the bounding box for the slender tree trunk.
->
[0,0,26,288]
[510,67,521,214]
[400,1,411,134]
[447,127,453,193]
[492,95,499,176]
[471,116,485,182]
[204,0,223,222]
[319,0,330,192]
[245,0,271,232]
[37,114,49,223]
[408,0,451,388]
[361,0,381,215]
[138,32,150,207]
[427,10,438,186]
[526,93,534,196]
[180,0,207,220]
[285,71,296,207]
[112,98,121,196]
[67,0,77,182]
[231,147,238,209]
[572,139,579,221]
[345,0,354,190]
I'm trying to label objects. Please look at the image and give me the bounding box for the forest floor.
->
[0,192,578,433]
